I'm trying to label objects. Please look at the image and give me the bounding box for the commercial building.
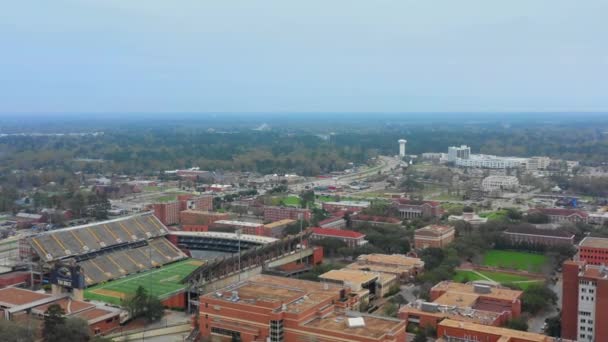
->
[481,176,520,192]
[346,254,424,282]
[526,156,551,171]
[414,225,455,249]
[311,227,367,248]
[561,260,608,341]
[152,201,180,225]
[198,274,407,342]
[455,155,528,169]
[503,226,575,247]
[578,237,608,265]
[393,199,443,219]
[177,194,213,211]
[179,210,230,226]
[399,282,522,331]
[448,145,471,162]
[263,219,297,238]
[0,287,122,336]
[527,208,588,224]
[437,319,556,342]
[322,201,370,213]
[318,216,347,229]
[320,268,398,301]
[211,220,265,235]
[263,206,311,222]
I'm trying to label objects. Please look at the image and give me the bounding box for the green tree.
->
[383,302,398,317]
[544,315,561,337]
[522,284,558,314]
[122,286,164,323]
[299,190,315,209]
[506,317,529,331]
[43,304,66,342]
[413,330,427,342]
[0,319,35,342]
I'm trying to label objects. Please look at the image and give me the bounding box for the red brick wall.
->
[180,211,229,226]
[161,292,186,309]
[579,246,608,265]
[182,225,208,232]
[312,247,324,265]
[153,202,180,225]
[90,315,120,336]
[561,261,580,340]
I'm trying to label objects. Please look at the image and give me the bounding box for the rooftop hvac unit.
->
[346,317,365,328]
[474,284,492,294]
[421,302,439,313]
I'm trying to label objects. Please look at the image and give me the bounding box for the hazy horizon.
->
[1,1,607,113]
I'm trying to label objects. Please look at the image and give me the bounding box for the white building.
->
[526,157,551,171]
[447,145,470,162]
[481,176,520,192]
[455,154,527,169]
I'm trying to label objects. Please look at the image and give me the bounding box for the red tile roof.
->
[528,208,588,217]
[0,287,51,306]
[311,227,365,239]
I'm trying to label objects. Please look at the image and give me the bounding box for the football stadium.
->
[27,212,195,308]
[84,258,204,306]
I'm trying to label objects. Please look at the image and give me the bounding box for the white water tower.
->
[398,139,407,157]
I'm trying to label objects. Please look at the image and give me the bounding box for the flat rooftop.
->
[439,319,551,342]
[432,281,522,302]
[415,225,454,237]
[346,262,415,276]
[205,275,345,314]
[579,236,608,249]
[356,254,424,267]
[213,220,263,227]
[0,287,51,307]
[33,297,94,315]
[401,300,502,326]
[302,311,404,340]
[264,219,296,229]
[324,201,370,207]
[433,292,479,308]
[319,269,378,285]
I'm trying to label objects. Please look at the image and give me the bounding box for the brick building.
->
[263,219,296,238]
[263,206,311,222]
[414,225,455,249]
[503,226,575,247]
[562,260,608,341]
[392,199,443,219]
[210,220,265,235]
[177,194,213,211]
[320,268,398,301]
[322,201,370,213]
[0,287,121,336]
[199,275,406,342]
[311,227,367,248]
[437,319,557,342]
[346,254,424,282]
[152,201,180,225]
[527,208,589,224]
[179,210,230,226]
[578,237,608,265]
[399,282,522,331]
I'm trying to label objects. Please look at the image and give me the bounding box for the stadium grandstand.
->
[28,213,186,287]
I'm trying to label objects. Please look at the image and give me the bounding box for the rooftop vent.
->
[474,284,492,294]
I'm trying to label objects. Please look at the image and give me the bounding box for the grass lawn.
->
[453,269,543,290]
[281,196,301,207]
[84,259,203,305]
[154,195,177,202]
[316,195,336,202]
[483,250,547,273]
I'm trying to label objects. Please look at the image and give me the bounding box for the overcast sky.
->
[1,1,607,114]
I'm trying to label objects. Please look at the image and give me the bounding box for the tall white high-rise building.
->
[398,139,407,157]
[447,145,470,162]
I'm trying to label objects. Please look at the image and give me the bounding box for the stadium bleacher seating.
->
[79,238,186,286]
[29,213,168,261]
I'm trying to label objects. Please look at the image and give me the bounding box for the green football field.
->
[84,259,203,305]
[483,250,547,272]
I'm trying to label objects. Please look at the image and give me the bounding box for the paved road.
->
[528,275,562,333]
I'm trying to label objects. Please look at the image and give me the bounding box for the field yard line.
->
[88,260,189,291]
[471,270,494,282]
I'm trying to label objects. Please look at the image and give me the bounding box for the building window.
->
[211,327,241,341]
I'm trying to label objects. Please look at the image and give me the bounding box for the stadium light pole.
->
[236,229,241,282]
